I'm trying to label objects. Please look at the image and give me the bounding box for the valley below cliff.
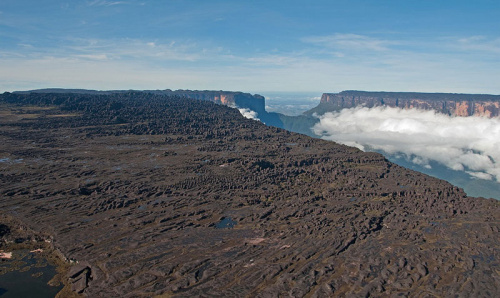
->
[295,91,500,201]
[0,91,499,297]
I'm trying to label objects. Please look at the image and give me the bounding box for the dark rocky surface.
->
[0,92,499,297]
[14,88,272,126]
[306,90,500,118]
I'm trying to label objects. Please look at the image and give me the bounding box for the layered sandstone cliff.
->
[307,91,500,117]
[154,90,266,115]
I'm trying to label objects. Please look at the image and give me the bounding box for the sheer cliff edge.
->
[305,90,500,117]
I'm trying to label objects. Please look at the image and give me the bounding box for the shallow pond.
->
[0,250,62,297]
[215,217,237,229]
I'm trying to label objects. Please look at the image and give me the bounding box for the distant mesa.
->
[14,88,266,117]
[13,88,287,128]
[305,90,500,118]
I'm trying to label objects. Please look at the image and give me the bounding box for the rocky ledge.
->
[0,92,499,297]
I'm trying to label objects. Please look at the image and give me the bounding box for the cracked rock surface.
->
[0,92,499,297]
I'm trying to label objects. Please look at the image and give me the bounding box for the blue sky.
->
[1,0,499,93]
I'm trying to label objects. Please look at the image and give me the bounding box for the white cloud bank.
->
[238,108,259,121]
[313,107,500,182]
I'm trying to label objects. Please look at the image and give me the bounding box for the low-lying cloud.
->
[313,107,500,182]
[238,108,259,121]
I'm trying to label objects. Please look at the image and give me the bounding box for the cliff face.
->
[157,90,289,128]
[153,90,267,115]
[310,91,500,117]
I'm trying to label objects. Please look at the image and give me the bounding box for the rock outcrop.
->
[306,91,500,117]
[68,262,92,294]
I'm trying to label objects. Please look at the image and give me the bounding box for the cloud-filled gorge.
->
[237,108,260,121]
[313,107,500,182]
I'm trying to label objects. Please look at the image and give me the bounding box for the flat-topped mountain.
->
[13,88,290,129]
[14,88,266,118]
[0,91,498,297]
[306,90,500,117]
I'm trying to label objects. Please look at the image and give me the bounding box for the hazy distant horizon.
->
[259,91,321,116]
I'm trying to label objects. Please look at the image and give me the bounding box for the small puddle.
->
[0,158,23,164]
[215,217,237,229]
